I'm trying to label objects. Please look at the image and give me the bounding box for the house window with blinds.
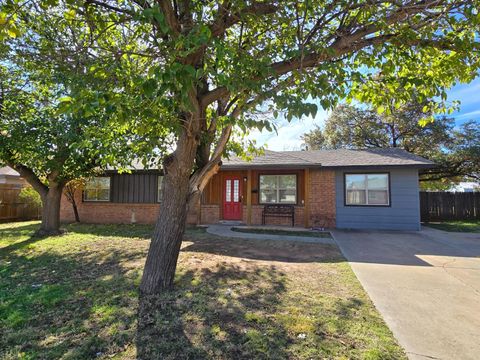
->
[345,173,390,206]
[83,177,111,202]
[259,174,297,204]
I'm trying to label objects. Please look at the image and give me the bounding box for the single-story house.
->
[0,166,26,188]
[59,148,434,230]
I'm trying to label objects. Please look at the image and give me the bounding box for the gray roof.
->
[222,148,434,169]
[222,150,315,168]
[0,166,20,176]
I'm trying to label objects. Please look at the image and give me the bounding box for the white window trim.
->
[259,174,297,204]
[345,173,390,206]
[83,176,111,202]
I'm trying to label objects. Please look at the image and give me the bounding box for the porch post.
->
[246,170,252,225]
[304,168,310,228]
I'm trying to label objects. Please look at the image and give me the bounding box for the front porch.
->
[191,168,336,228]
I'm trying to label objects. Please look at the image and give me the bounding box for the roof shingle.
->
[222,148,434,169]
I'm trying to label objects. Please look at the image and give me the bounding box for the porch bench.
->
[261,204,295,227]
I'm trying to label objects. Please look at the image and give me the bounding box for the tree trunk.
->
[140,130,199,294]
[38,184,64,236]
[72,202,80,222]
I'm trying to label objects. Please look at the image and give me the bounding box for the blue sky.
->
[250,77,480,151]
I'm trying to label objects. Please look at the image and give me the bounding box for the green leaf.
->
[7,26,20,38]
[59,96,73,103]
[64,9,76,20]
[0,12,8,25]
[142,79,157,96]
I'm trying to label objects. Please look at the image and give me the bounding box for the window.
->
[345,173,389,206]
[84,177,110,201]
[157,176,164,202]
[259,174,297,204]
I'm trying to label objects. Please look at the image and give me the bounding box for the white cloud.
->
[454,109,480,120]
[248,109,329,151]
[447,78,480,106]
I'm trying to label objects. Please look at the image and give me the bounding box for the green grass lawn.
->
[0,221,405,359]
[425,220,480,232]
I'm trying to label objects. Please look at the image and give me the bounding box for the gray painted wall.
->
[335,168,421,231]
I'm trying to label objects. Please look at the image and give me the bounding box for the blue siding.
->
[335,168,421,231]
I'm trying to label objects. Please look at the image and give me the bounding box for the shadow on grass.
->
[1,241,292,359]
[0,240,144,359]
[137,265,290,360]
[1,223,404,359]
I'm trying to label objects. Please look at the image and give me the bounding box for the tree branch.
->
[157,0,181,36]
[210,2,278,38]
[7,162,48,198]
[189,124,232,194]
[84,0,135,15]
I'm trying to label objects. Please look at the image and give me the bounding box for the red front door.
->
[223,177,242,220]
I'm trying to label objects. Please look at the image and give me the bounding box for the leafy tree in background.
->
[1,0,479,293]
[301,104,480,186]
[18,186,42,219]
[301,103,452,151]
[0,23,140,234]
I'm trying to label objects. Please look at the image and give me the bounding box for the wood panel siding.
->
[110,173,159,203]
[201,169,305,206]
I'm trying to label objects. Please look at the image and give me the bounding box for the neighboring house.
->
[59,148,434,230]
[0,166,28,221]
[449,182,480,192]
[0,166,25,188]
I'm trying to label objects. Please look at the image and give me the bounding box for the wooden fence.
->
[420,191,480,222]
[0,185,41,222]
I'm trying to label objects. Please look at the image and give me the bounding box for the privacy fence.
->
[0,185,41,222]
[420,191,480,222]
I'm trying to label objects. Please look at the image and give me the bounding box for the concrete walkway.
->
[206,224,335,245]
[332,227,480,360]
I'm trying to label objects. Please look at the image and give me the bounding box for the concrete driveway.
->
[332,227,480,360]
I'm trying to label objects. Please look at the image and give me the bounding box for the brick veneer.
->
[308,169,336,228]
[242,205,305,227]
[60,169,336,227]
[200,205,220,224]
[60,190,198,224]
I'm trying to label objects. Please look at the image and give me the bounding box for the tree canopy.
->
[1,0,479,291]
[0,13,141,233]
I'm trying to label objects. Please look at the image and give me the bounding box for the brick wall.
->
[308,169,336,228]
[200,205,220,224]
[245,205,305,227]
[60,190,161,224]
[60,168,337,227]
[60,190,200,225]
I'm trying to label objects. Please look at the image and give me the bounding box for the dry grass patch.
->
[0,222,405,359]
